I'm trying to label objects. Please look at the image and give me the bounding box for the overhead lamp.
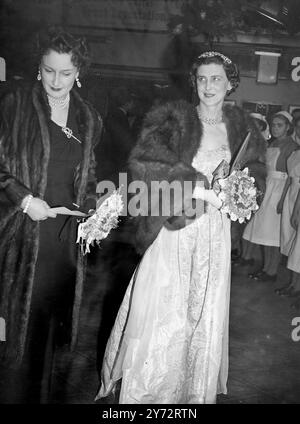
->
[255,51,282,57]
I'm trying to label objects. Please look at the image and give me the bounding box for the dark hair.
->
[36,26,90,76]
[190,52,240,103]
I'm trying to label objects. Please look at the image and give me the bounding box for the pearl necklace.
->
[197,108,223,125]
[47,93,70,110]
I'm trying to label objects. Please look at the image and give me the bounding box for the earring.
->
[76,77,81,88]
[37,70,41,81]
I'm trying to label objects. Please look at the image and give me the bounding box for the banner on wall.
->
[9,1,300,84]
[12,0,186,31]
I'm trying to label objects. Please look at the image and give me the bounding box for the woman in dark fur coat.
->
[96,52,266,404]
[0,28,102,403]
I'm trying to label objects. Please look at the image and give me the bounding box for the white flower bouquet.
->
[77,188,124,254]
[217,167,259,223]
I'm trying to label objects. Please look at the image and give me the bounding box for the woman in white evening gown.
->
[96,52,266,404]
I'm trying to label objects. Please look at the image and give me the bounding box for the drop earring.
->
[37,70,41,81]
[76,76,81,88]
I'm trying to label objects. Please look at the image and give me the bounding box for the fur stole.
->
[129,100,266,254]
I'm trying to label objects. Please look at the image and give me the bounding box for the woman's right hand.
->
[21,196,57,221]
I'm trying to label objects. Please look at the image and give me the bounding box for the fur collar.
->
[128,99,266,255]
[132,99,265,170]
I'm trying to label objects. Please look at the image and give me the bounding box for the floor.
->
[36,242,300,404]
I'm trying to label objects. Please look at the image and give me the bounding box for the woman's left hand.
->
[204,189,223,209]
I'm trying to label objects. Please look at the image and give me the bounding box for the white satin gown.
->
[96,137,232,404]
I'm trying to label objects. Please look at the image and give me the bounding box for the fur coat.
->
[0,82,102,365]
[128,100,266,255]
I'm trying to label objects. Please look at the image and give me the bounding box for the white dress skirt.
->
[281,149,300,273]
[96,143,232,404]
[243,147,287,247]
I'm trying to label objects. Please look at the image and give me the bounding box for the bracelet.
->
[22,194,33,214]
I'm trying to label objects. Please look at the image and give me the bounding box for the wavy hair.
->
[190,52,240,103]
[35,26,90,76]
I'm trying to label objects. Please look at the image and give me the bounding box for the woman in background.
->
[244,111,297,282]
[0,27,102,403]
[276,145,300,307]
[237,113,269,268]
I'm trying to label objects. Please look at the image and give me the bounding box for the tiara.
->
[198,51,232,64]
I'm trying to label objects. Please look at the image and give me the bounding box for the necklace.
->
[47,93,70,110]
[197,108,223,125]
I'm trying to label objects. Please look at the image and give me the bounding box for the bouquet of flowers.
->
[216,167,259,223]
[76,188,124,254]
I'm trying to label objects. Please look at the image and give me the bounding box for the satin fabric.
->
[97,141,232,404]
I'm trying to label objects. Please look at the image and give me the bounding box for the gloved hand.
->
[193,187,222,209]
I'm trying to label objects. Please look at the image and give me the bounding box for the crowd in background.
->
[233,108,300,311]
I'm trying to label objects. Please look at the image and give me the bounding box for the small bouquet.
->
[217,167,259,223]
[76,188,124,254]
[211,132,261,223]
